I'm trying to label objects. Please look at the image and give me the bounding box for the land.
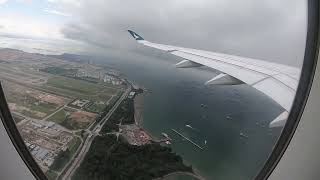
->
[72,135,193,180]
[0,48,125,178]
[47,108,97,130]
[17,119,75,172]
[71,88,193,180]
[0,48,195,180]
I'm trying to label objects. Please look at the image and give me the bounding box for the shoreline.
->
[132,91,205,180]
[153,171,205,180]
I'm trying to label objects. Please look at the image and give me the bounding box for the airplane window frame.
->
[255,0,319,179]
[0,0,318,180]
[0,83,48,180]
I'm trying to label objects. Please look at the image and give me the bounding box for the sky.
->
[0,0,307,66]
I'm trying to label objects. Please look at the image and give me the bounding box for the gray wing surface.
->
[128,30,300,127]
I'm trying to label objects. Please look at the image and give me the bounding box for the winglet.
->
[128,30,144,41]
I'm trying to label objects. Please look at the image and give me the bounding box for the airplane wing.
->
[128,30,300,127]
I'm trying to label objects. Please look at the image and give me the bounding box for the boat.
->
[240,132,249,138]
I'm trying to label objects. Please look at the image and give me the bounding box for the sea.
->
[94,53,283,180]
[0,37,284,180]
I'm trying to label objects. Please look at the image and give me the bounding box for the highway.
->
[60,86,131,180]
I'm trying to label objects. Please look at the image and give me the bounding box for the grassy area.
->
[45,76,118,97]
[50,150,71,172]
[48,108,95,130]
[68,137,82,155]
[85,102,106,113]
[47,109,67,124]
[31,102,57,113]
[47,76,102,94]
[100,99,134,134]
[6,92,60,119]
[41,84,114,102]
[50,137,81,172]
[45,170,58,180]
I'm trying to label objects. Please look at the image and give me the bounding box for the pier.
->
[171,129,203,150]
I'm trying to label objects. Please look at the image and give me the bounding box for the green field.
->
[68,137,82,155]
[47,109,68,124]
[5,90,61,119]
[50,137,82,173]
[47,76,106,94]
[43,76,118,101]
[85,102,106,113]
[47,108,95,130]
[45,170,58,180]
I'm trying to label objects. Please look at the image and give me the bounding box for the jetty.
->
[171,129,203,150]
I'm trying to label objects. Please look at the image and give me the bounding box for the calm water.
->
[1,38,283,180]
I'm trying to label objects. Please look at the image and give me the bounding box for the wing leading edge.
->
[128,30,300,127]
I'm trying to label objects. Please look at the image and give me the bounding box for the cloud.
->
[60,0,307,67]
[0,12,63,40]
[43,9,71,17]
[47,0,81,7]
[0,0,8,5]
[17,0,33,3]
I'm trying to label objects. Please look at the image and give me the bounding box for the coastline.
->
[133,91,205,180]
[154,171,205,180]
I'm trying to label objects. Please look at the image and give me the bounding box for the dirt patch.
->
[9,103,47,118]
[69,111,96,124]
[27,90,66,106]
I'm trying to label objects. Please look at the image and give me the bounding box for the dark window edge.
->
[255,0,319,179]
[0,1,317,180]
[0,82,48,180]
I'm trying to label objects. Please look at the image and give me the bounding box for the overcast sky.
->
[0,0,307,66]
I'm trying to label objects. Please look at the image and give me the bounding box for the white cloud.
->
[43,9,71,17]
[0,0,8,5]
[0,12,63,40]
[47,0,81,7]
[60,0,307,67]
[17,0,33,4]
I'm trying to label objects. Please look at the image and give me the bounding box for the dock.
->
[171,129,203,150]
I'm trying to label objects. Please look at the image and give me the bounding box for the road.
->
[42,105,66,121]
[60,86,131,180]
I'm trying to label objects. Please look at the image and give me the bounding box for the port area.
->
[171,129,204,150]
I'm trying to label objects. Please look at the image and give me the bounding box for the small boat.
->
[204,140,207,145]
[201,104,208,108]
[185,124,192,129]
[240,132,249,138]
